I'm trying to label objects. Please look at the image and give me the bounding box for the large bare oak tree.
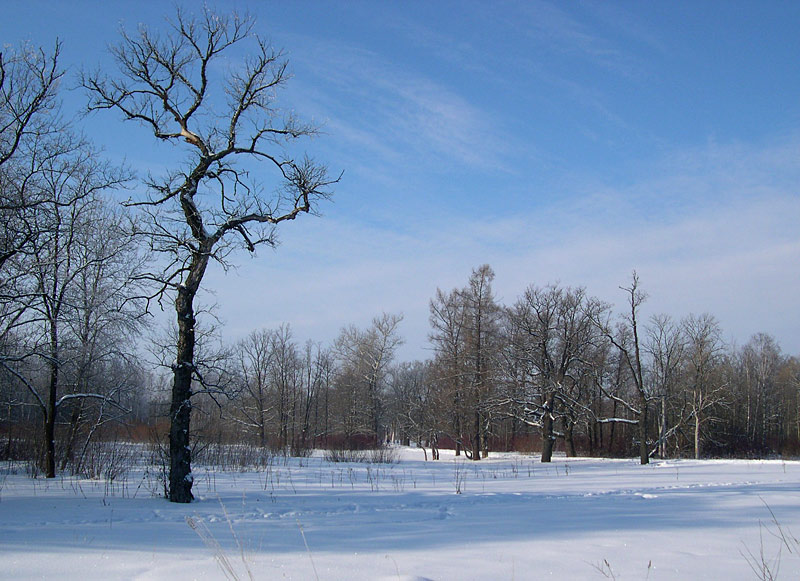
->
[84,7,337,502]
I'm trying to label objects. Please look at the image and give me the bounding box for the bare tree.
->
[429,287,469,455]
[58,202,147,471]
[387,360,441,459]
[506,284,607,461]
[595,272,652,464]
[297,340,331,452]
[0,42,62,168]
[333,313,404,446]
[645,314,686,458]
[681,313,726,458]
[776,355,800,449]
[83,7,337,502]
[459,265,501,460]
[269,325,300,452]
[0,41,147,472]
[428,266,500,460]
[233,329,276,448]
[8,145,135,477]
[740,333,784,450]
[494,304,532,452]
[1,42,64,335]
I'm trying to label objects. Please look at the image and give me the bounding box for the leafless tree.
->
[505,284,607,461]
[6,146,137,477]
[333,313,403,446]
[0,41,148,471]
[269,324,301,452]
[777,356,800,447]
[594,272,652,464]
[730,333,783,451]
[428,266,500,460]
[1,42,64,337]
[460,265,501,460]
[297,340,332,453]
[681,313,726,458]
[429,286,469,455]
[232,328,275,448]
[494,305,532,452]
[83,7,337,502]
[57,202,148,471]
[0,41,62,168]
[645,314,686,458]
[387,360,440,456]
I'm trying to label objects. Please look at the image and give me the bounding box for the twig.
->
[297,519,320,581]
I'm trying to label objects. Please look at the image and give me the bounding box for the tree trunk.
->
[541,392,555,462]
[565,419,576,458]
[482,419,490,458]
[169,284,197,503]
[472,409,482,460]
[509,415,517,452]
[44,339,58,478]
[60,401,84,472]
[609,399,617,454]
[639,400,649,465]
[4,402,13,459]
[259,407,267,448]
[454,387,462,456]
[44,408,56,478]
[694,413,701,459]
[660,395,667,459]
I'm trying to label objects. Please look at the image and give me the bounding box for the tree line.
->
[1,8,797,505]
[195,265,798,467]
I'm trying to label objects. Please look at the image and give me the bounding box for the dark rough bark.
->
[44,330,58,478]
[44,374,57,478]
[168,256,206,503]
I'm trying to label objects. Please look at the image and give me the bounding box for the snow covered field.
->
[2,447,799,580]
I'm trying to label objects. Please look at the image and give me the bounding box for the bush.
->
[324,444,399,464]
[367,446,399,464]
[323,447,368,463]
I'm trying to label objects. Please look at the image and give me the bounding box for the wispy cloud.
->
[285,37,518,175]
[206,134,800,359]
[508,0,648,78]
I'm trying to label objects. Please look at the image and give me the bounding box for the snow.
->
[2,448,800,579]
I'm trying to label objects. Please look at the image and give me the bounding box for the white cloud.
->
[202,134,800,361]
[285,37,518,175]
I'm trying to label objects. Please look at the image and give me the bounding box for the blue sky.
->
[3,1,799,359]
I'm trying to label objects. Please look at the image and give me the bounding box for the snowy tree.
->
[595,272,652,464]
[506,284,607,461]
[429,265,500,460]
[332,313,403,447]
[645,314,686,458]
[681,313,726,459]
